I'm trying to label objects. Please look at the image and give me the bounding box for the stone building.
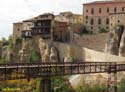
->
[31,13,55,39]
[105,13,125,56]
[13,13,66,42]
[21,19,34,38]
[13,22,23,43]
[109,13,125,30]
[53,21,70,42]
[13,18,34,43]
[83,1,125,33]
[20,13,70,42]
[55,11,83,25]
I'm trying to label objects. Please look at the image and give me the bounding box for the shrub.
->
[15,38,22,45]
[76,85,107,92]
[119,78,125,92]
[99,28,108,33]
[29,50,41,63]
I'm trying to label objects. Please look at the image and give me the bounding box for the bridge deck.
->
[0,62,124,81]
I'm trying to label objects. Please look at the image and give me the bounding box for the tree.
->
[119,78,125,92]
[29,50,41,63]
[99,27,108,33]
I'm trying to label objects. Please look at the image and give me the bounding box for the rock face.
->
[39,38,60,62]
[119,29,125,56]
[105,25,125,56]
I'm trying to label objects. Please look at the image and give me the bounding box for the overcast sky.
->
[0,0,103,39]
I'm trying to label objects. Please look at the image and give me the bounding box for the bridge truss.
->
[0,62,125,92]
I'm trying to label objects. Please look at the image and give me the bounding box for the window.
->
[98,19,101,25]
[107,8,109,13]
[106,18,109,24]
[86,10,88,13]
[99,8,101,13]
[114,7,117,13]
[91,8,94,14]
[86,16,88,19]
[90,19,94,25]
[91,27,93,30]
[86,21,88,23]
[118,20,120,23]
[18,28,20,31]
[122,7,124,12]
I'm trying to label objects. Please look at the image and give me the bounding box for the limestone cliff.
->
[105,25,125,56]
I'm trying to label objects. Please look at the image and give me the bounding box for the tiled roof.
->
[83,1,125,5]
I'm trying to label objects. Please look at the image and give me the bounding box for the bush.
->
[119,78,125,92]
[99,28,108,33]
[15,38,22,45]
[76,85,107,92]
[51,77,74,92]
[29,50,41,63]
[0,58,8,63]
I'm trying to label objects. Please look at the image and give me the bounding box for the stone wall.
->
[40,41,125,63]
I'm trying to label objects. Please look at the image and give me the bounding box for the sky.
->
[0,0,103,39]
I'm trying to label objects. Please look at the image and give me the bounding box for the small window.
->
[91,8,94,14]
[18,28,20,31]
[90,19,94,25]
[91,27,93,30]
[114,7,117,12]
[118,20,120,23]
[107,8,109,13]
[98,19,101,25]
[86,21,88,23]
[86,16,88,19]
[106,18,109,24]
[86,10,88,13]
[99,8,101,14]
[122,7,124,12]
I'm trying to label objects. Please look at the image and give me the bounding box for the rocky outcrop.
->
[105,25,125,56]
[38,38,60,62]
[119,30,125,56]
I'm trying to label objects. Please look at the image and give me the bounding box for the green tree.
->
[99,27,107,33]
[8,36,13,50]
[29,50,41,63]
[119,78,125,92]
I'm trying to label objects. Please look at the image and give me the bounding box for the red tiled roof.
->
[83,1,125,5]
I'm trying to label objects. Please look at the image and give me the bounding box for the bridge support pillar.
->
[107,65,117,92]
[40,78,51,92]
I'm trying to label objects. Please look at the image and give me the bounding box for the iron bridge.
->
[0,62,125,92]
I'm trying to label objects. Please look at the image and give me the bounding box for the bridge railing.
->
[0,62,119,81]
